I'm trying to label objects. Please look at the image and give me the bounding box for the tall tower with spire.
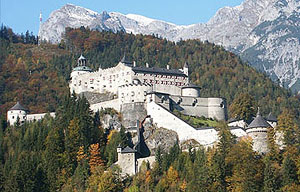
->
[38,11,42,45]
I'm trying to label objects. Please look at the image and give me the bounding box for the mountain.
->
[39,0,300,91]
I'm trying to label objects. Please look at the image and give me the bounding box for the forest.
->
[0,25,299,191]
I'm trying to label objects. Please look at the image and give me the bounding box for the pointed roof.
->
[121,146,136,153]
[120,54,133,65]
[247,108,271,129]
[266,112,277,122]
[184,62,189,68]
[9,102,28,111]
[78,54,86,61]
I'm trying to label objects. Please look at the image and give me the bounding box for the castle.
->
[7,102,55,126]
[7,55,279,176]
[70,55,227,123]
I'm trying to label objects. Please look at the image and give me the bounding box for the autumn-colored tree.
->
[277,109,298,148]
[77,146,87,163]
[226,139,264,192]
[97,169,122,192]
[89,143,105,172]
[229,93,256,122]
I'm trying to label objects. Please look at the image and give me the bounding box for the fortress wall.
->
[230,128,247,137]
[181,107,209,118]
[26,112,56,122]
[168,96,227,121]
[90,99,120,112]
[228,120,247,128]
[147,101,218,146]
[137,156,156,172]
[207,98,227,120]
[121,102,147,128]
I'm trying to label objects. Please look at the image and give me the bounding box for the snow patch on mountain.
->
[39,0,300,91]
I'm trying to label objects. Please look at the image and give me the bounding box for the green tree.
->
[229,93,256,122]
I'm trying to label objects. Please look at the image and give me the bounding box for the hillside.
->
[40,1,300,91]
[62,27,300,118]
[1,26,300,191]
[1,26,300,118]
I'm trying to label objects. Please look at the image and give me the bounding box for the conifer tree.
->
[263,157,281,192]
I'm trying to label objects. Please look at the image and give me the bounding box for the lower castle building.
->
[7,102,55,126]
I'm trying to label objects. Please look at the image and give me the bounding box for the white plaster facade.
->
[70,56,189,96]
[7,102,55,126]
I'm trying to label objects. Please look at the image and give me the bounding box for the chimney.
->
[133,61,136,67]
[146,63,149,68]
[167,65,170,70]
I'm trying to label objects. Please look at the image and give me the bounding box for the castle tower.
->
[38,11,42,45]
[183,62,189,77]
[246,108,271,154]
[7,102,28,126]
[181,83,201,97]
[69,55,93,94]
[116,145,137,176]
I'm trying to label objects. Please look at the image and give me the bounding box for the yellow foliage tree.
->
[77,146,86,163]
[89,143,105,172]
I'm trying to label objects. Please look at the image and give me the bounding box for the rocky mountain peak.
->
[39,0,300,91]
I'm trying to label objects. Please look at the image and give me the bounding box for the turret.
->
[7,102,28,126]
[77,55,87,66]
[69,55,93,94]
[181,83,201,97]
[183,62,189,77]
[246,108,271,154]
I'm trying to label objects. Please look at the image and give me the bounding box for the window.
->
[12,116,14,119]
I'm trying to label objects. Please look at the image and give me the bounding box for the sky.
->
[0,0,243,35]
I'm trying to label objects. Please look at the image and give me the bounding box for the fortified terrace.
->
[7,55,281,175]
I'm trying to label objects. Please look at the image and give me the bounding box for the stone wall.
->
[79,91,116,105]
[26,112,56,122]
[116,152,136,176]
[146,101,219,147]
[90,99,120,112]
[121,102,147,128]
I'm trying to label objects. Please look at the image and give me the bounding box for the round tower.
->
[70,55,92,79]
[181,83,200,97]
[70,55,93,94]
[246,108,271,154]
[7,102,28,126]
